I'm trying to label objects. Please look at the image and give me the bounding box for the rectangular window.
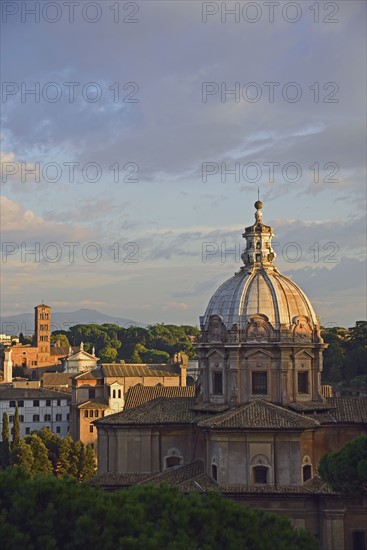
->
[254,467,267,484]
[17,400,24,407]
[33,400,39,407]
[44,414,51,421]
[298,372,309,394]
[352,531,366,550]
[252,372,268,395]
[19,415,24,423]
[56,414,62,421]
[46,400,51,407]
[57,399,61,406]
[9,416,14,422]
[89,425,94,433]
[89,389,96,399]
[212,372,223,395]
[9,400,16,408]
[33,415,40,422]
[56,426,61,434]
[25,428,30,434]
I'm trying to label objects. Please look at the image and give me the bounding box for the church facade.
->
[94,203,367,549]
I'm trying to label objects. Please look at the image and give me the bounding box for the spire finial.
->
[257,187,260,202]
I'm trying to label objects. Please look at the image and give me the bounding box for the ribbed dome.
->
[201,201,318,330]
[202,267,317,329]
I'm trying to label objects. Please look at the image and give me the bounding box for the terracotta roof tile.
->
[198,400,319,430]
[124,385,195,410]
[95,397,201,426]
[138,460,205,486]
[102,364,179,378]
[0,387,71,400]
[42,373,76,387]
[78,400,109,410]
[90,472,153,487]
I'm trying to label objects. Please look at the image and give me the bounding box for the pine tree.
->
[11,440,34,472]
[83,445,97,480]
[12,406,20,449]
[1,412,11,467]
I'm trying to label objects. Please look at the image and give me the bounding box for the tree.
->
[83,445,97,480]
[0,468,320,549]
[11,440,34,472]
[318,436,367,495]
[99,346,118,363]
[12,406,20,449]
[1,412,11,467]
[56,436,73,477]
[26,435,53,475]
[50,334,70,348]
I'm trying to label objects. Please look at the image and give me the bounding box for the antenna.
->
[257,187,260,201]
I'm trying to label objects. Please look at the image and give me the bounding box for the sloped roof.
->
[50,346,78,357]
[198,400,319,430]
[312,397,367,424]
[78,400,109,410]
[42,372,76,387]
[0,387,71,400]
[138,459,205,487]
[74,369,103,380]
[124,385,195,410]
[102,364,179,378]
[90,472,153,487]
[95,397,200,426]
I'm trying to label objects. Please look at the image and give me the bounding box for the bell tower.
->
[35,303,51,365]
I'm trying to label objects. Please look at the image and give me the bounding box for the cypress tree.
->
[28,434,52,475]
[11,440,34,472]
[1,412,11,467]
[83,444,97,480]
[12,406,20,448]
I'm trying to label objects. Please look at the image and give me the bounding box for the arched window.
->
[164,448,183,470]
[112,390,116,398]
[166,456,181,468]
[302,456,313,482]
[118,389,121,398]
[211,464,218,481]
[84,410,89,418]
[303,465,312,482]
[254,466,268,484]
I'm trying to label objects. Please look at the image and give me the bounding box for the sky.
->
[1,0,366,329]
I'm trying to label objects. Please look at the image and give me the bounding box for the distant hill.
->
[0,308,144,336]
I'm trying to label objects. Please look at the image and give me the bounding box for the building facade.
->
[0,386,71,439]
[94,202,367,550]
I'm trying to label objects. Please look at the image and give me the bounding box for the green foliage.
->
[99,346,118,363]
[1,413,10,467]
[51,334,70,347]
[12,406,20,449]
[11,440,34,471]
[51,322,200,364]
[25,434,53,475]
[318,436,367,495]
[0,468,320,549]
[5,428,96,482]
[321,321,367,385]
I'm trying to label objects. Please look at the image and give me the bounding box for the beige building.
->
[94,202,367,550]
[70,361,187,451]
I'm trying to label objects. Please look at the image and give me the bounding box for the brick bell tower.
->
[35,303,51,366]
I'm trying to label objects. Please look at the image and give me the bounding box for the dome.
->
[202,267,317,329]
[201,201,318,330]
